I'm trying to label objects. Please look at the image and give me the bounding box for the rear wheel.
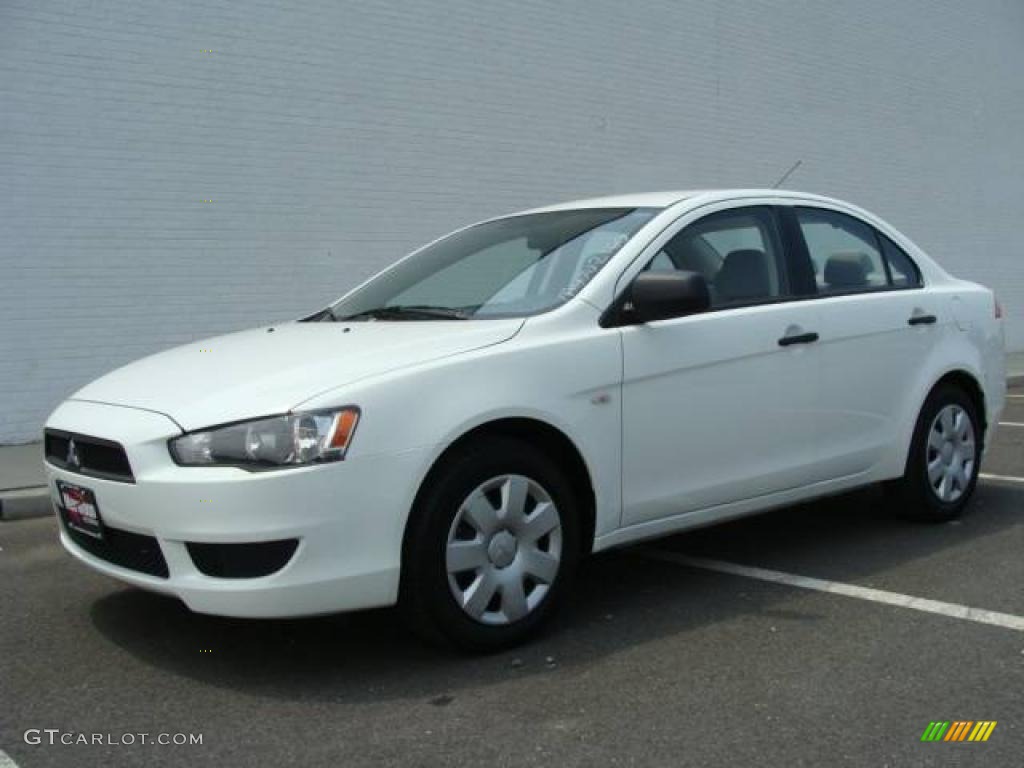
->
[890,383,981,522]
[400,437,580,651]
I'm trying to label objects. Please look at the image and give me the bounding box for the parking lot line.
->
[998,421,1024,427]
[1006,394,1024,399]
[980,472,1024,485]
[642,550,1024,632]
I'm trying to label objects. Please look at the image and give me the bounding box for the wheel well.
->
[933,370,987,440]
[409,418,597,556]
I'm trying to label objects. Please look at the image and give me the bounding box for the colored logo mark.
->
[921,721,997,742]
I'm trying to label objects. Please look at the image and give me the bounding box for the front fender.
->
[297,317,624,541]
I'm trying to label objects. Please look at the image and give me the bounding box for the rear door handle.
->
[908,314,937,326]
[778,331,819,347]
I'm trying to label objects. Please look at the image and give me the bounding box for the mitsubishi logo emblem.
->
[66,439,81,468]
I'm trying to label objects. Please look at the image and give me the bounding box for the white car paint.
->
[44,189,1006,619]
[72,319,524,431]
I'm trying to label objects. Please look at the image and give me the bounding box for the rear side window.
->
[879,233,922,287]
[795,207,888,295]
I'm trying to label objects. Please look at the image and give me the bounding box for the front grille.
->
[60,510,168,578]
[45,429,135,483]
[187,539,299,578]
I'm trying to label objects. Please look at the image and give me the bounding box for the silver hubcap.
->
[926,404,976,503]
[445,474,563,626]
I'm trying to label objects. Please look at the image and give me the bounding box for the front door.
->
[619,205,824,527]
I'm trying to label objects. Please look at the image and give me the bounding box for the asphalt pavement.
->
[1,390,1022,767]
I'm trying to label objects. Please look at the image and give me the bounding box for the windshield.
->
[327,207,658,320]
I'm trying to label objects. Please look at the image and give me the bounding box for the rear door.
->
[619,204,826,527]
[783,205,942,478]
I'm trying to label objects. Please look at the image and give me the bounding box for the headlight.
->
[169,408,360,468]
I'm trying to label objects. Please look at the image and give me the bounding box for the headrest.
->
[824,253,868,288]
[717,249,770,300]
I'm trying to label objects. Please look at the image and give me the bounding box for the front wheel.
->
[890,384,981,522]
[400,437,580,651]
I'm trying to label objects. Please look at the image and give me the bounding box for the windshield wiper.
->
[338,305,471,321]
[301,307,337,322]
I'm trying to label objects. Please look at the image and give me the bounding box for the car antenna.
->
[771,159,802,189]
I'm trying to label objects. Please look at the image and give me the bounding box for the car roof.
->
[519,189,842,213]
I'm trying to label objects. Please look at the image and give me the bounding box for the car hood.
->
[71,319,524,432]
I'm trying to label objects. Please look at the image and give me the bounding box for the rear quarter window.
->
[878,233,923,287]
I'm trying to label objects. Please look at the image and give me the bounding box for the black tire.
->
[400,436,581,652]
[888,383,982,522]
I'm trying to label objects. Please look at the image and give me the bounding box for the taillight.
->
[994,297,1003,319]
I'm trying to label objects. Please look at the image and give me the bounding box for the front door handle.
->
[908,313,937,326]
[778,331,819,347]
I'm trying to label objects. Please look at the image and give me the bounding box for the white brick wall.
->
[1,0,1022,443]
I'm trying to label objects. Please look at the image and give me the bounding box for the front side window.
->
[644,206,786,307]
[796,207,889,294]
[328,208,658,320]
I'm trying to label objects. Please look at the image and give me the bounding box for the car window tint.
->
[795,207,888,294]
[647,207,784,308]
[879,233,922,287]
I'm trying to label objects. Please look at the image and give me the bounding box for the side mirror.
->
[629,270,710,323]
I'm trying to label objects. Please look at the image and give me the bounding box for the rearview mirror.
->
[630,270,710,323]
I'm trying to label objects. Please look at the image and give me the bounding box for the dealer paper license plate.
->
[57,480,104,539]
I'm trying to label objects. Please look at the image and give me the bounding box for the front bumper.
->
[45,399,433,618]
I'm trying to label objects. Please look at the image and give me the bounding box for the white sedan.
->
[44,189,1006,650]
